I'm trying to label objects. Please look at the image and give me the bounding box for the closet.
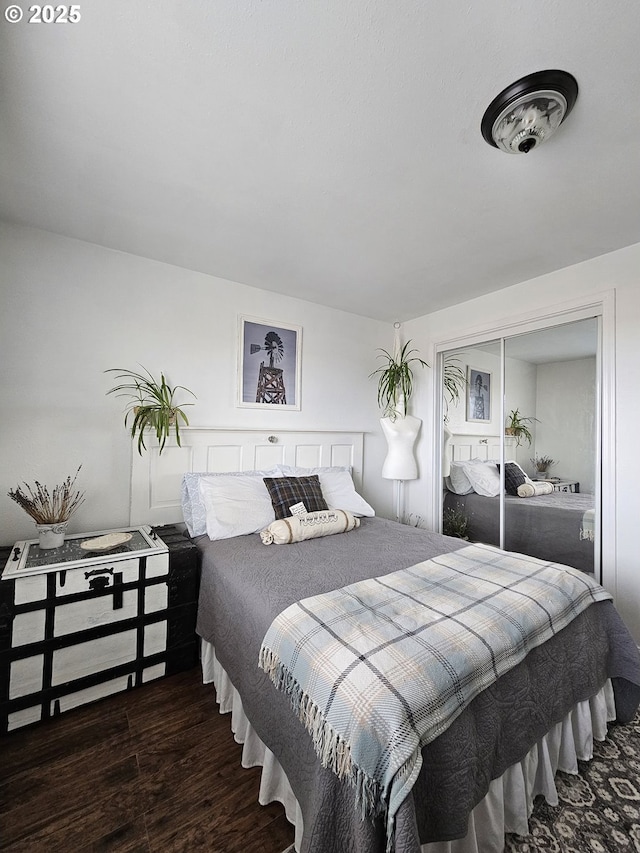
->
[436,314,602,582]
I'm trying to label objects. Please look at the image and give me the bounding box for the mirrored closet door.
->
[440,317,600,580]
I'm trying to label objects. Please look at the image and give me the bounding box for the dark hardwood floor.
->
[0,668,296,852]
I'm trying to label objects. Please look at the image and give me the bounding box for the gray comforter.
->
[195,517,640,853]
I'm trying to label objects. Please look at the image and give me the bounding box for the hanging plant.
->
[369,340,429,419]
[105,367,196,455]
[443,356,467,420]
[505,408,538,447]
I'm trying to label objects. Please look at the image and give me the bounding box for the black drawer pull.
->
[83,568,124,609]
[85,568,114,594]
[85,568,114,580]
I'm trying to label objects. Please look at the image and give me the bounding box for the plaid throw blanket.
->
[259,542,612,850]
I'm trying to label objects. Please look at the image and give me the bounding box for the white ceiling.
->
[2,1,639,323]
[466,317,598,363]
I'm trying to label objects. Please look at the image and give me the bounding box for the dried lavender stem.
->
[7,466,85,524]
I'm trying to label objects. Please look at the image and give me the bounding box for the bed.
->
[443,490,595,573]
[442,436,595,574]
[131,429,640,853]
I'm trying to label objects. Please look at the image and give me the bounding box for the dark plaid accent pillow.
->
[263,475,329,520]
[497,462,527,496]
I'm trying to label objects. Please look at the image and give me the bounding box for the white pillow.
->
[278,465,351,483]
[199,474,278,540]
[260,509,360,545]
[449,460,481,495]
[279,466,375,517]
[463,460,502,497]
[188,470,279,539]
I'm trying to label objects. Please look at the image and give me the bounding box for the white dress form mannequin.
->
[381,412,420,480]
[378,325,423,521]
[442,423,453,478]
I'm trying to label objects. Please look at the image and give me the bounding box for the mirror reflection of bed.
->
[443,437,595,574]
[440,318,598,577]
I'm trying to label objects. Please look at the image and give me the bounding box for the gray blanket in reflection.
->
[195,517,640,853]
[443,490,595,573]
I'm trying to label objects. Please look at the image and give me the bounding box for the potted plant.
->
[7,467,85,549]
[442,507,469,540]
[505,408,537,447]
[369,340,429,420]
[105,367,196,455]
[443,355,467,421]
[531,454,557,479]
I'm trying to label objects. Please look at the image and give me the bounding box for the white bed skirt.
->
[201,639,616,853]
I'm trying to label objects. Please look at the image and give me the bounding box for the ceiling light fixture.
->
[481,69,578,154]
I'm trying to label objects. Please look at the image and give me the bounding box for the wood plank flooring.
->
[0,667,296,852]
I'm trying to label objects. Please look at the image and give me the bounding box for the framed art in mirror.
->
[466,367,491,422]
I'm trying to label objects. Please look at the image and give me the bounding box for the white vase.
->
[36,521,69,549]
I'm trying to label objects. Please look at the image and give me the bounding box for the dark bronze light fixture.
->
[481,70,578,154]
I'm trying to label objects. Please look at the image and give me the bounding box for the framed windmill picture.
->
[466,366,491,422]
[237,316,302,410]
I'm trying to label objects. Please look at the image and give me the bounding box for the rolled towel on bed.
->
[517,481,554,498]
[260,509,360,544]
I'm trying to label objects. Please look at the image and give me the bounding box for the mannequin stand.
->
[393,479,404,523]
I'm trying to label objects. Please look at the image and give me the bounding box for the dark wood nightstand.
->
[152,524,201,676]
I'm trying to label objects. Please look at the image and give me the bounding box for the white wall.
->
[404,242,640,642]
[3,223,638,642]
[445,347,538,468]
[504,357,538,468]
[445,346,501,438]
[536,358,596,493]
[0,223,395,544]
[446,350,596,481]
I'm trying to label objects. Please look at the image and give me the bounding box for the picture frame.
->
[237,316,302,410]
[466,366,491,422]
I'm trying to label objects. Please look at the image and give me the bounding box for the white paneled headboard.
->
[446,434,518,466]
[130,427,365,527]
[448,434,501,463]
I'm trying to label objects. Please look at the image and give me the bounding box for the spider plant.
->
[105,367,196,455]
[443,355,467,421]
[505,408,538,447]
[369,340,429,419]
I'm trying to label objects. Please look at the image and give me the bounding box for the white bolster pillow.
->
[517,481,554,498]
[260,509,360,545]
